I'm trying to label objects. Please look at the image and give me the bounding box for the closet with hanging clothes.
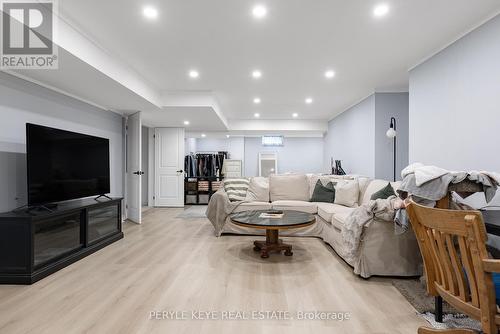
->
[184,151,228,205]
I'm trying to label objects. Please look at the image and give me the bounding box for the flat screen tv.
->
[26,123,110,205]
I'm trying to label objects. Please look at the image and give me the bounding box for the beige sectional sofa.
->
[216,174,422,278]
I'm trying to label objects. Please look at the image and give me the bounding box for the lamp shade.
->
[386,128,397,138]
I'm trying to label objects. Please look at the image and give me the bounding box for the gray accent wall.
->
[374,93,409,181]
[323,93,409,180]
[0,72,124,212]
[409,14,500,206]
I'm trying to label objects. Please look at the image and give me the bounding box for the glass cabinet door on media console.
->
[87,204,120,245]
[33,212,83,267]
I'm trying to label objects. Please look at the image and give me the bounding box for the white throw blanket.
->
[341,197,399,262]
[400,163,499,203]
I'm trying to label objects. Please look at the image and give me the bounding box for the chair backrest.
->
[407,200,498,333]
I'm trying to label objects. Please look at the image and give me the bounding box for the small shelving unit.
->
[184,176,224,205]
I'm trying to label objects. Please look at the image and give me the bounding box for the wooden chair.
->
[406,200,500,334]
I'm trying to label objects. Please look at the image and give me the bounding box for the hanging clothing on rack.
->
[185,154,197,177]
[184,152,228,178]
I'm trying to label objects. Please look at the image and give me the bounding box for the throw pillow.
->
[334,180,359,207]
[370,182,397,200]
[245,177,270,202]
[224,178,250,202]
[310,180,335,203]
[269,174,310,201]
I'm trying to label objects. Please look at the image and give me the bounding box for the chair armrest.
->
[483,259,500,273]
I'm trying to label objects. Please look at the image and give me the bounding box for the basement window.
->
[262,136,284,147]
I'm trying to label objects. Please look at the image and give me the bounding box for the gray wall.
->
[409,14,500,208]
[375,93,409,181]
[323,95,376,177]
[0,72,124,212]
[141,126,149,206]
[323,93,409,180]
[244,137,324,177]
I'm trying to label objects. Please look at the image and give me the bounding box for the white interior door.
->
[154,128,184,207]
[126,112,142,224]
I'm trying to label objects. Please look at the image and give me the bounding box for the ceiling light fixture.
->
[324,70,335,79]
[201,133,206,138]
[253,97,261,104]
[183,121,190,125]
[305,97,313,104]
[252,70,262,79]
[188,70,199,79]
[143,6,158,19]
[226,134,230,138]
[254,113,260,118]
[373,3,389,17]
[252,5,267,19]
[292,113,298,118]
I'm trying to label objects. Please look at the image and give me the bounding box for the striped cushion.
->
[224,179,250,202]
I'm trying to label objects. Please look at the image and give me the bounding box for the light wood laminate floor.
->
[0,208,427,334]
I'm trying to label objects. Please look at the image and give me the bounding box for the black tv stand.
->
[94,194,112,201]
[29,205,55,213]
[0,197,123,284]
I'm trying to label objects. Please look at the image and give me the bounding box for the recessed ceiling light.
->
[143,6,158,19]
[183,121,190,125]
[226,134,230,138]
[305,97,313,104]
[254,113,260,118]
[252,70,262,79]
[373,3,389,17]
[201,133,206,138]
[292,113,298,118]
[324,70,335,79]
[252,5,267,19]
[253,97,261,104]
[188,70,199,79]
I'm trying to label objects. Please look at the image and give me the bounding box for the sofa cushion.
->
[310,180,336,203]
[316,203,355,223]
[232,201,272,213]
[332,212,351,231]
[269,174,310,201]
[245,177,270,202]
[334,180,359,207]
[361,179,402,204]
[224,178,250,202]
[370,182,396,200]
[272,200,317,214]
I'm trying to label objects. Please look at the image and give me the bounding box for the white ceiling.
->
[56,0,500,122]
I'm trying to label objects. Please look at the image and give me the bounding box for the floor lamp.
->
[386,117,397,182]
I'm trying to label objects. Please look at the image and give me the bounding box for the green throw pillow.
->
[310,180,336,203]
[370,182,397,200]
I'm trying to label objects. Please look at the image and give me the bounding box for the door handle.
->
[133,171,145,175]
[176,170,184,173]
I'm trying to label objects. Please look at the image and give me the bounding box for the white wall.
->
[244,137,324,177]
[323,95,376,177]
[0,72,124,212]
[409,14,500,207]
[193,137,245,160]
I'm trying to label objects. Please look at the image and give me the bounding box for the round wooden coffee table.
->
[229,210,316,258]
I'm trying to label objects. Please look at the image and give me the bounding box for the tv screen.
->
[26,123,110,205]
